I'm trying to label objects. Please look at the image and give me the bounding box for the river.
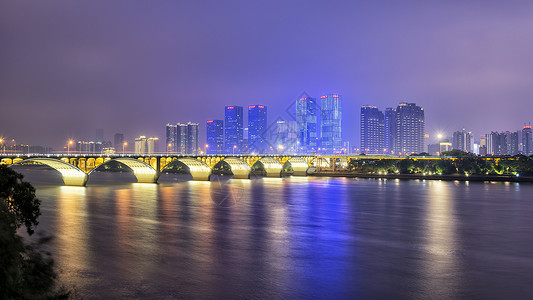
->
[16,168,533,299]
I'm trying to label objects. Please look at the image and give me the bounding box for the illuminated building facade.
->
[360,105,384,154]
[388,102,425,155]
[276,120,298,153]
[206,120,224,154]
[166,124,177,153]
[320,94,342,153]
[166,122,199,154]
[225,106,244,154]
[248,105,267,153]
[187,123,199,155]
[135,136,148,154]
[522,125,532,155]
[296,96,317,154]
[384,108,396,153]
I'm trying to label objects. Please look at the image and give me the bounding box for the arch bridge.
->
[0,154,440,186]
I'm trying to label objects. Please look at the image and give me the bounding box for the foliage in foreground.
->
[0,165,70,299]
[349,155,533,176]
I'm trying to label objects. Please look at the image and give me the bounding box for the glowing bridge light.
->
[9,158,88,186]
[89,157,159,183]
[220,157,251,179]
[253,157,283,177]
[285,157,309,176]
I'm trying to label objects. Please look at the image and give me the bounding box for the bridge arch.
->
[213,157,251,179]
[251,157,283,177]
[283,157,310,176]
[10,158,88,186]
[161,158,211,181]
[88,158,159,183]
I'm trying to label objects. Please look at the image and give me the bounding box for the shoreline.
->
[310,172,533,183]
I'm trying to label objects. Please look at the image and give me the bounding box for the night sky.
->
[1,1,533,149]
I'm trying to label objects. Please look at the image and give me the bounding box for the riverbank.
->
[310,172,533,183]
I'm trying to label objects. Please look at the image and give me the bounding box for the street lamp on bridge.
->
[123,142,128,155]
[67,140,73,155]
[233,145,237,155]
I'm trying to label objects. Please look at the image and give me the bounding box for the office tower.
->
[248,105,267,153]
[95,128,104,142]
[114,133,125,149]
[276,120,298,153]
[510,131,519,155]
[166,124,177,153]
[176,123,188,154]
[479,135,487,156]
[225,106,244,154]
[384,108,396,154]
[522,125,532,155]
[390,102,425,155]
[135,136,148,154]
[452,128,473,152]
[147,137,159,153]
[360,105,384,154]
[206,120,224,154]
[296,96,318,154]
[320,94,342,153]
[187,122,199,155]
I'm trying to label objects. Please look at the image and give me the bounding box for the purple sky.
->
[1,1,533,149]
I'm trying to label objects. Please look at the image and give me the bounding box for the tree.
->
[0,165,41,235]
[0,166,70,299]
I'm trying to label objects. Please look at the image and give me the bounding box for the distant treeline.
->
[349,150,533,176]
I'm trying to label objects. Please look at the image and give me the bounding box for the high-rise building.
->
[135,136,148,154]
[166,122,199,154]
[206,120,224,154]
[452,128,473,152]
[320,94,342,153]
[95,128,104,142]
[248,105,267,153]
[225,106,244,154]
[360,105,384,154]
[389,102,425,155]
[276,120,298,153]
[384,108,396,154]
[522,125,532,155]
[296,96,317,154]
[114,133,125,149]
[176,123,188,154]
[166,124,178,153]
[187,122,199,155]
[147,137,159,153]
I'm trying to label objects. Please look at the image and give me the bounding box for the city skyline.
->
[2,1,533,149]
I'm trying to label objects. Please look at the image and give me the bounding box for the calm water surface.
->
[17,169,533,299]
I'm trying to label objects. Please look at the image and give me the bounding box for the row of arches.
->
[6,156,343,186]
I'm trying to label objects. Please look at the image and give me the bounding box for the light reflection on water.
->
[26,173,533,299]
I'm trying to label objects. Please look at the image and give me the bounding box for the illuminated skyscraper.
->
[176,123,188,154]
[360,105,384,154]
[388,102,425,155]
[187,122,199,155]
[248,105,267,153]
[296,96,317,154]
[384,108,396,154]
[320,94,342,153]
[206,120,224,154]
[225,106,244,154]
[166,124,177,153]
[522,124,532,155]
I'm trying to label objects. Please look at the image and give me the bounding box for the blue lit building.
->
[320,94,342,153]
[360,105,384,154]
[206,120,224,154]
[296,96,317,154]
[225,106,243,154]
[248,105,267,153]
